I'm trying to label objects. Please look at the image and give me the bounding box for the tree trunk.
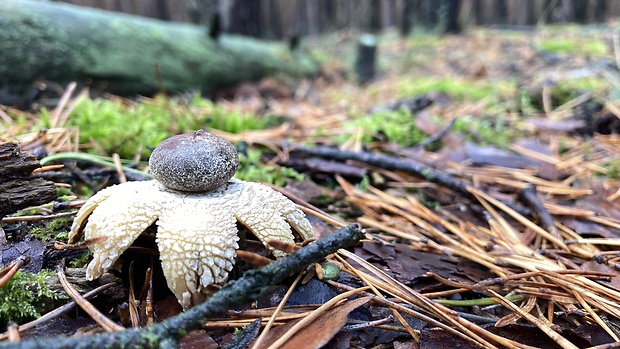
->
[0,0,319,98]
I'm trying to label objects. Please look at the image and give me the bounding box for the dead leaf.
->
[179,330,218,349]
[255,296,372,349]
[579,260,620,290]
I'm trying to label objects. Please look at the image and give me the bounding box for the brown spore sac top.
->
[149,130,239,192]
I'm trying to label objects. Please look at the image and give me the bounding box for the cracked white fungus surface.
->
[69,178,314,309]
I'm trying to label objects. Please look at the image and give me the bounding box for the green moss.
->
[536,38,578,54]
[37,95,277,159]
[548,78,609,107]
[396,77,512,103]
[451,115,516,146]
[0,270,64,325]
[14,209,38,217]
[356,176,371,192]
[406,32,443,48]
[341,108,428,147]
[55,187,73,198]
[236,148,304,186]
[536,37,607,56]
[337,101,518,149]
[309,193,336,207]
[69,250,92,268]
[29,217,71,242]
[604,158,620,179]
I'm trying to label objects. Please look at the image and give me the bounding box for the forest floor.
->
[2,24,620,349]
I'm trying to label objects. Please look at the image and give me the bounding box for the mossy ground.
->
[2,24,620,343]
[0,271,64,326]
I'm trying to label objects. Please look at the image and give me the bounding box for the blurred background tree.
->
[54,0,616,39]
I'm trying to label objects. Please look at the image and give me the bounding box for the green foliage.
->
[38,95,276,158]
[396,77,513,103]
[14,209,38,217]
[356,176,371,192]
[0,270,64,325]
[604,158,620,179]
[344,108,428,147]
[451,115,516,146]
[536,38,607,56]
[236,149,304,186]
[309,193,336,207]
[55,187,73,198]
[338,103,517,149]
[29,217,71,242]
[69,250,92,268]
[189,96,282,132]
[537,38,578,54]
[552,78,608,103]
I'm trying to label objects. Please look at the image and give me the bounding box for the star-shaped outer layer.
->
[69,178,314,309]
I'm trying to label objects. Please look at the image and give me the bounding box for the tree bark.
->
[0,142,57,219]
[0,0,319,97]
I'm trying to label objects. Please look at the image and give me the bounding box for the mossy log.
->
[0,0,319,97]
[0,142,57,218]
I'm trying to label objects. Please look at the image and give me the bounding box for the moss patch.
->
[0,270,64,326]
[38,95,278,158]
[536,37,608,57]
[236,148,304,186]
[28,217,72,242]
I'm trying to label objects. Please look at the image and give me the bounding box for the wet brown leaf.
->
[179,330,218,349]
[255,296,371,349]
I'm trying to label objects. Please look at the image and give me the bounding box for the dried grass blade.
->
[252,272,305,349]
[127,262,140,328]
[264,286,371,349]
[56,265,124,332]
[488,290,578,349]
[333,254,420,341]
[0,256,29,287]
[49,82,76,129]
[298,205,346,228]
[571,290,619,341]
[338,250,502,349]
[467,186,568,249]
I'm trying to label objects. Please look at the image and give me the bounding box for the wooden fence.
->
[57,0,620,38]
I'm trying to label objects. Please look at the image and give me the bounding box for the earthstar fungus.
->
[69,130,314,309]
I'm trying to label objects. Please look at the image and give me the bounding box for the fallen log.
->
[0,0,319,98]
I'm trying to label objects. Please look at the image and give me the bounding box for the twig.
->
[0,257,29,287]
[488,290,578,349]
[221,318,262,349]
[1,211,77,224]
[56,265,124,332]
[341,315,395,332]
[518,185,559,238]
[6,324,19,343]
[289,145,532,216]
[417,119,456,149]
[0,223,364,349]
